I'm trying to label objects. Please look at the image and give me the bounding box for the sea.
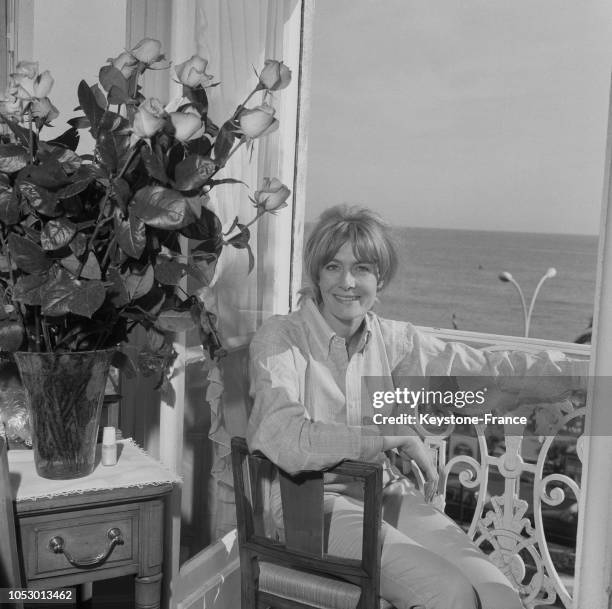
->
[307,226,598,344]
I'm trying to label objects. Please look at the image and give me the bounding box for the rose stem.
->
[76,142,142,278]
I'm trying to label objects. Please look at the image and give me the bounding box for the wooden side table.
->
[8,439,179,609]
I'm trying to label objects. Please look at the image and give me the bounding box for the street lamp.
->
[498,268,557,337]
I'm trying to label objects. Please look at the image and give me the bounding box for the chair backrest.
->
[0,435,23,591]
[231,437,384,609]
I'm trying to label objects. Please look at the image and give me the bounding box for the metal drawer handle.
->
[48,527,124,569]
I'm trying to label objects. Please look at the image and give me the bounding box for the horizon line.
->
[302,219,599,239]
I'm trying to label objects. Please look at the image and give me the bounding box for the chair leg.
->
[240,552,259,609]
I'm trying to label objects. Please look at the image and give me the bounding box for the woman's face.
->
[318,241,379,337]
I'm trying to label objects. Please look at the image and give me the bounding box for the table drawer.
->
[20,505,139,579]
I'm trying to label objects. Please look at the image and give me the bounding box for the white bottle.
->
[101,426,117,466]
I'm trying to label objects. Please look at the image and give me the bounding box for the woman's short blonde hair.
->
[302,204,398,301]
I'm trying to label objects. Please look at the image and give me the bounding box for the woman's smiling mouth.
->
[333,294,360,303]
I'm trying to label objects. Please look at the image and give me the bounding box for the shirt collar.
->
[300,298,372,356]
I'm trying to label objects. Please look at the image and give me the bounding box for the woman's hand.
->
[422,469,440,503]
[396,437,440,503]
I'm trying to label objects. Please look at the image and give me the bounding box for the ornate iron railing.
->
[416,327,590,609]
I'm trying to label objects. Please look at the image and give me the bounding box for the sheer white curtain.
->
[191,0,303,540]
[196,0,299,340]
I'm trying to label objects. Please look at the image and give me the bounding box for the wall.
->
[21,0,127,149]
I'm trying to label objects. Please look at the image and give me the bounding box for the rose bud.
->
[133,106,166,139]
[253,177,291,212]
[169,112,203,142]
[33,70,54,98]
[129,38,170,69]
[110,52,139,78]
[175,55,214,88]
[258,60,291,91]
[239,104,279,139]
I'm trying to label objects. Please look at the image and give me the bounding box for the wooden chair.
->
[0,435,24,608]
[231,436,395,609]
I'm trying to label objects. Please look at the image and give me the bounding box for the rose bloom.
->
[129,38,170,69]
[169,112,203,142]
[30,97,59,123]
[33,70,54,98]
[239,104,278,139]
[13,61,38,79]
[258,60,291,91]
[175,55,213,88]
[253,177,290,212]
[109,52,139,78]
[11,74,36,99]
[10,67,54,101]
[133,106,166,139]
[141,97,166,118]
[182,107,206,139]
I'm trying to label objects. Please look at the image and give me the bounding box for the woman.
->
[247,205,586,609]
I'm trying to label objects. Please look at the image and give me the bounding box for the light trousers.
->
[324,479,523,609]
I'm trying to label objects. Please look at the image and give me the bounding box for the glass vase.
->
[14,349,115,480]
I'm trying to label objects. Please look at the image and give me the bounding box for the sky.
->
[305,0,612,235]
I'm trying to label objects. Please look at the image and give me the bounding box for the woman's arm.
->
[247,331,384,475]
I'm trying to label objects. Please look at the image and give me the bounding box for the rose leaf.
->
[0,190,20,225]
[7,233,52,273]
[60,252,101,280]
[114,212,146,259]
[122,264,154,301]
[77,80,105,137]
[41,218,77,250]
[180,205,222,241]
[131,185,197,230]
[173,155,216,191]
[154,258,186,285]
[0,144,28,174]
[13,273,50,306]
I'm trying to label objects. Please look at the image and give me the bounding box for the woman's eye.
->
[356,264,374,274]
[324,263,340,271]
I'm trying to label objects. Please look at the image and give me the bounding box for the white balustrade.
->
[414,327,590,608]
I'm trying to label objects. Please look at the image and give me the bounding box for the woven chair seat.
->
[259,562,394,609]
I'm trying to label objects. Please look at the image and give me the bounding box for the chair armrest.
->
[326,459,383,479]
[325,459,384,580]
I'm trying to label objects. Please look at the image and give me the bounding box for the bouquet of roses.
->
[0,38,291,386]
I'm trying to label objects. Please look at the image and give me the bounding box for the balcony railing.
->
[416,326,590,609]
